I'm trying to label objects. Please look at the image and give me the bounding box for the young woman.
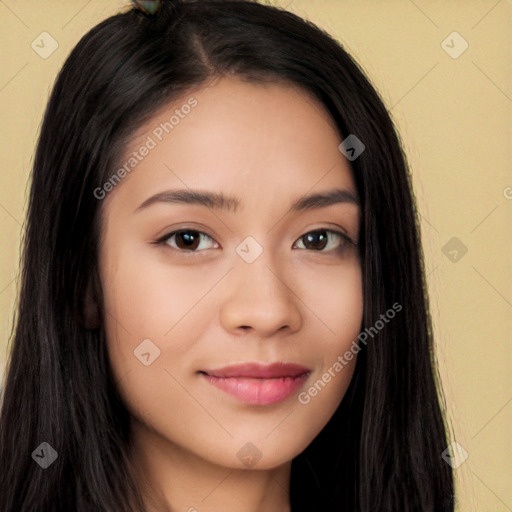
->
[0,0,455,510]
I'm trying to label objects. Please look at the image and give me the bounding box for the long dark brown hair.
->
[0,1,454,510]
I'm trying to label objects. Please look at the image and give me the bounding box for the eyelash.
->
[154,228,357,257]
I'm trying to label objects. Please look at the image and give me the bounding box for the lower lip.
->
[202,373,309,405]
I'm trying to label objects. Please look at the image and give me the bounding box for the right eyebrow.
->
[135,189,240,213]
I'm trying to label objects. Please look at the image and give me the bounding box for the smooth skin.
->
[98,75,363,512]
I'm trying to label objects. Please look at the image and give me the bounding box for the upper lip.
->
[201,362,311,379]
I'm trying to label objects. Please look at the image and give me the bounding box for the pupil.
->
[177,231,199,250]
[305,231,327,250]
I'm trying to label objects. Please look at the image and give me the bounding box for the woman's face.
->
[98,76,363,470]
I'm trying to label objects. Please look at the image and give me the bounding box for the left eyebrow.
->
[289,188,359,212]
[134,187,360,214]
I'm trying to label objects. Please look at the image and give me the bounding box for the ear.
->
[81,273,101,330]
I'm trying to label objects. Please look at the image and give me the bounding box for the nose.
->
[219,253,303,338]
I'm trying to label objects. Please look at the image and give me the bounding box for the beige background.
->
[0,1,510,510]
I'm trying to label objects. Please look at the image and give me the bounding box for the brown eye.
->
[302,231,329,250]
[163,230,218,252]
[294,229,353,253]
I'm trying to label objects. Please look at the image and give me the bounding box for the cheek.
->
[295,264,363,420]
[98,245,233,423]
[100,245,220,348]
[98,248,210,437]
[297,256,363,353]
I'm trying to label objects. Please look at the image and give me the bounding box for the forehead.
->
[106,75,357,213]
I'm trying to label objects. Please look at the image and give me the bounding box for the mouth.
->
[199,362,311,405]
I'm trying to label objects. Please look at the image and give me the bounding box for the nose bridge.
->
[219,239,302,335]
[239,250,285,301]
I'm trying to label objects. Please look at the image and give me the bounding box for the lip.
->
[200,362,311,405]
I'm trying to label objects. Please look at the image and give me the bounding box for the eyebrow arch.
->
[135,187,359,214]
